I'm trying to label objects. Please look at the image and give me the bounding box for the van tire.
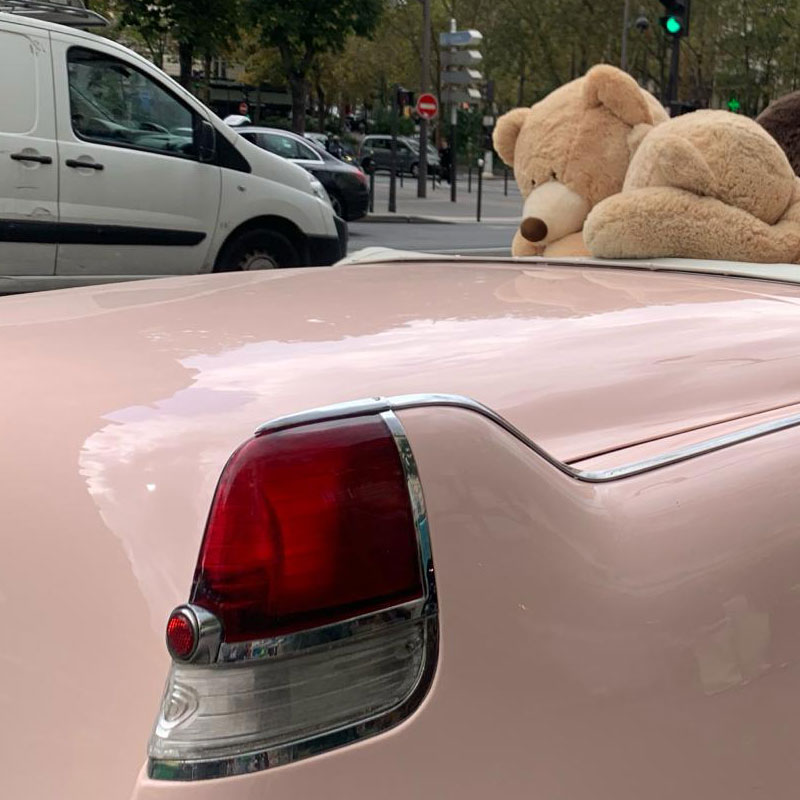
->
[215,229,300,272]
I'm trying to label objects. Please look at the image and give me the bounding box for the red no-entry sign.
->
[416,93,439,119]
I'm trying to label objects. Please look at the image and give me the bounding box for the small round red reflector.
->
[166,611,196,660]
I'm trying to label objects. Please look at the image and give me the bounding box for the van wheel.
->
[410,162,419,178]
[215,229,300,272]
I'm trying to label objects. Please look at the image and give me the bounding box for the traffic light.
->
[659,0,689,38]
[395,87,414,110]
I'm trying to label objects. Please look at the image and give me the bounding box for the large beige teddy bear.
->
[493,64,668,257]
[584,110,800,263]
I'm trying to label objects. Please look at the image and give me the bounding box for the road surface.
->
[348,221,516,256]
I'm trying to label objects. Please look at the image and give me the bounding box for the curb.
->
[361,214,520,225]
[361,214,454,224]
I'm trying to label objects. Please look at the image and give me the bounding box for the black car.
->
[236,127,369,221]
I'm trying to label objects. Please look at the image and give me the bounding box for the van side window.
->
[67,47,196,158]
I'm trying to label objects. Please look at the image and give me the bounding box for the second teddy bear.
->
[584,110,800,264]
[757,91,800,177]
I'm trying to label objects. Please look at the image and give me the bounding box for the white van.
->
[0,5,346,292]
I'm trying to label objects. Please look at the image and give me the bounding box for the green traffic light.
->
[666,16,682,33]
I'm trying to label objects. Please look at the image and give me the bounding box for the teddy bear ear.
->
[493,107,531,167]
[583,64,654,127]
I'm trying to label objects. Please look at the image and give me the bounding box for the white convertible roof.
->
[340,247,800,286]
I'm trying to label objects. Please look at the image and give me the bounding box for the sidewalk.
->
[364,172,522,223]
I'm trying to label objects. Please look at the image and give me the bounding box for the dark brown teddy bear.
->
[757,91,800,177]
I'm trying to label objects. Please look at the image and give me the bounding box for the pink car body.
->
[4,256,800,798]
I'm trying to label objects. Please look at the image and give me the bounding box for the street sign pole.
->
[440,22,483,204]
[417,0,431,198]
[449,18,458,203]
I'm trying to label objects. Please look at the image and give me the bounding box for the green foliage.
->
[258,115,292,130]
[116,0,170,52]
[247,0,385,131]
[112,0,800,127]
[247,0,384,57]
[116,0,240,81]
[369,107,415,135]
[455,107,482,159]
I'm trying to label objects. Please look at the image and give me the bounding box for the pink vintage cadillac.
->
[4,250,800,798]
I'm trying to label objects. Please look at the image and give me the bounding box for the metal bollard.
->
[477,158,484,222]
[369,169,375,213]
[468,165,472,194]
[400,168,404,188]
[504,166,508,196]
[431,167,436,191]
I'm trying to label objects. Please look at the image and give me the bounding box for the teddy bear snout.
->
[520,217,548,242]
[520,180,591,244]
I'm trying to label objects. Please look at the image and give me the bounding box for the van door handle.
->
[10,152,53,164]
[65,159,104,170]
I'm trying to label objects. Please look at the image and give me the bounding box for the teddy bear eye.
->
[531,179,536,187]
[550,169,557,180]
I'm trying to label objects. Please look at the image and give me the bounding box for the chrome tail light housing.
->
[148,408,437,780]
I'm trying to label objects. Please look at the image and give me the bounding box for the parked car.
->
[304,131,329,148]
[0,7,345,292]
[7,247,800,798]
[360,134,441,177]
[303,131,361,167]
[238,127,369,220]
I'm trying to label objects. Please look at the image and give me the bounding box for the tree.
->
[118,0,240,88]
[247,0,385,133]
[116,0,171,69]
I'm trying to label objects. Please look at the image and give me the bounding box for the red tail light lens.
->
[191,416,424,642]
[354,168,368,185]
[166,610,196,659]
